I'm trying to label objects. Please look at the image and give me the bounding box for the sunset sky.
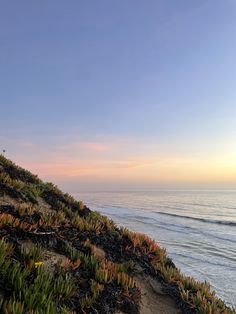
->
[1,1,236,190]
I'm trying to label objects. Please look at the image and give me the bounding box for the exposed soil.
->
[135,273,181,314]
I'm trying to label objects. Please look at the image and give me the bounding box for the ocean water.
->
[74,190,236,307]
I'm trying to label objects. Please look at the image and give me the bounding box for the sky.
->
[1,0,236,191]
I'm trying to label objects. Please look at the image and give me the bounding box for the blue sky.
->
[1,1,236,190]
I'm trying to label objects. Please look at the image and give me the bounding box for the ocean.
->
[74,190,236,307]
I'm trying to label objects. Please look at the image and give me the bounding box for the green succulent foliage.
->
[20,243,43,263]
[0,154,41,184]
[80,296,94,309]
[53,273,75,299]
[0,239,14,261]
[1,261,30,294]
[0,239,76,314]
[62,241,99,273]
[0,298,25,314]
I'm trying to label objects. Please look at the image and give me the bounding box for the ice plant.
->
[0,155,234,314]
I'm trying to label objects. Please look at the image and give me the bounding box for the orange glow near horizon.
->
[4,136,236,187]
[20,154,236,186]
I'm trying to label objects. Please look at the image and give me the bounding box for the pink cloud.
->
[78,142,112,152]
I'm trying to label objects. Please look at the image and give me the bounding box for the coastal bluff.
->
[0,155,234,314]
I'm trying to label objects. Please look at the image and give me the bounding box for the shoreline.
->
[0,155,235,313]
[76,190,236,308]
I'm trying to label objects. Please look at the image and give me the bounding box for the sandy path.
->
[135,273,181,314]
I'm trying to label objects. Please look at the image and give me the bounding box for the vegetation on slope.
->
[0,155,235,314]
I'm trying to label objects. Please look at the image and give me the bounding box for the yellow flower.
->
[34,261,43,268]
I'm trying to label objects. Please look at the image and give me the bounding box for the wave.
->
[104,212,233,247]
[152,211,236,226]
[171,251,236,271]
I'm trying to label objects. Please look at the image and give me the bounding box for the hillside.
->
[0,155,234,314]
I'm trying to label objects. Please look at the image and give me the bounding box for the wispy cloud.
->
[2,134,236,187]
[66,141,113,152]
